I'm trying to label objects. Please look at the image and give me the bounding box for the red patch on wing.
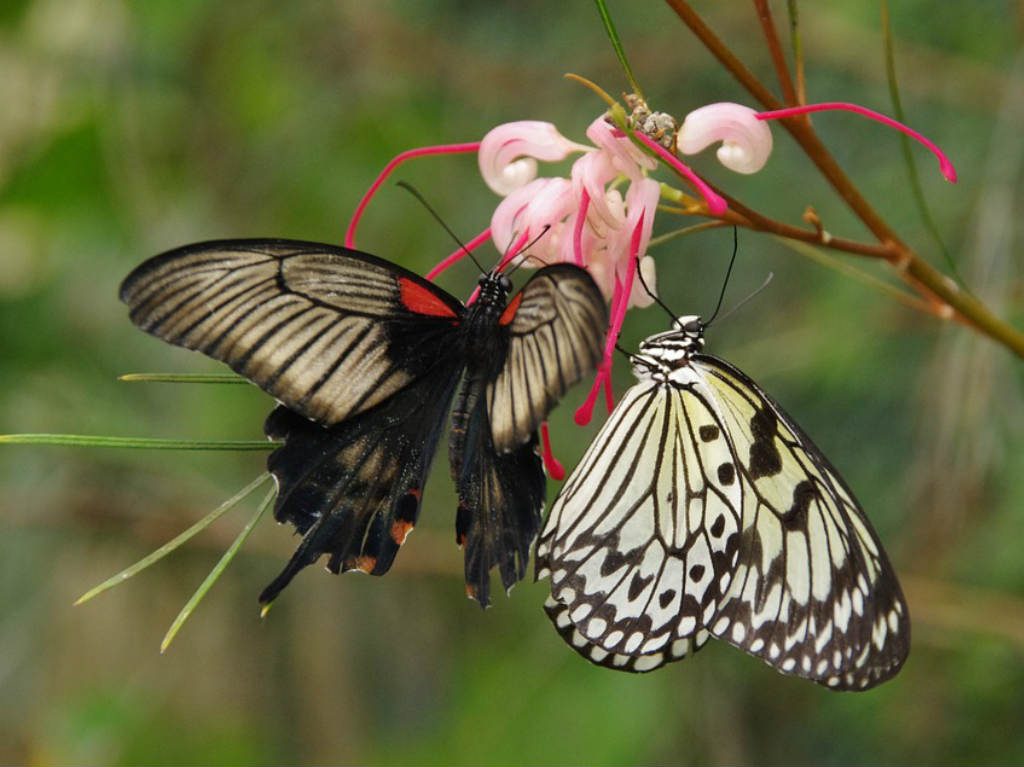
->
[391,519,414,545]
[398,277,459,318]
[498,292,523,326]
[352,555,377,574]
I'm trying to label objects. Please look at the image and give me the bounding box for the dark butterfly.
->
[120,239,607,607]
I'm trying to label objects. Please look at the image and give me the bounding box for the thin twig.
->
[753,0,798,106]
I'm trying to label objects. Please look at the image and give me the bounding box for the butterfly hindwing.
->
[537,381,743,663]
[487,265,607,451]
[539,321,909,690]
[258,355,462,605]
[119,239,464,427]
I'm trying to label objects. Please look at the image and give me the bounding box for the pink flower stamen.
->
[630,130,729,215]
[344,142,482,248]
[540,421,565,480]
[575,214,645,426]
[757,102,957,183]
[425,227,492,281]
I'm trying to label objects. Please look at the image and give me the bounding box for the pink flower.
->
[679,102,773,174]
[342,98,958,470]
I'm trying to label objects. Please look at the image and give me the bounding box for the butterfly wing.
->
[446,264,604,607]
[120,239,464,426]
[536,380,744,669]
[693,354,909,690]
[258,350,462,605]
[539,353,909,690]
[487,264,607,452]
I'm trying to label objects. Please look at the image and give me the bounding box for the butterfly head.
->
[477,270,514,306]
[631,315,706,380]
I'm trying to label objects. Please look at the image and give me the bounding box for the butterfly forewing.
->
[120,239,464,428]
[697,356,909,690]
[487,265,607,452]
[540,322,909,690]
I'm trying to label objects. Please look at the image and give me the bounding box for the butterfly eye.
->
[499,274,513,292]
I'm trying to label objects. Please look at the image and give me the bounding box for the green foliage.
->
[1,2,1022,765]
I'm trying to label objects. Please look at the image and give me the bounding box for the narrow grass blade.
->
[594,0,642,96]
[880,0,961,286]
[75,473,273,606]
[119,373,250,384]
[0,434,276,450]
[160,486,276,653]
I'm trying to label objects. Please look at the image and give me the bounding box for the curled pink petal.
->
[345,142,480,248]
[479,121,589,195]
[679,102,773,174]
[490,177,575,265]
[757,102,957,183]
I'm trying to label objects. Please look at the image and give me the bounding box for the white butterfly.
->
[536,316,909,690]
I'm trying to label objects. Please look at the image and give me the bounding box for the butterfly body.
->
[120,239,606,608]
[538,315,909,690]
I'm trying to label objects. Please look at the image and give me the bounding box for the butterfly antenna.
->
[711,272,774,325]
[501,226,553,277]
[704,226,738,327]
[397,180,488,275]
[634,255,678,321]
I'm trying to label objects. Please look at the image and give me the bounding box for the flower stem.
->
[74,473,273,606]
[160,486,276,653]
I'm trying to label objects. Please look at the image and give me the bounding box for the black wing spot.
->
[717,462,736,486]
[710,514,726,538]
[748,406,782,479]
[781,480,817,530]
[659,589,677,608]
[699,424,720,442]
[599,545,644,577]
[628,572,654,601]
[689,564,706,582]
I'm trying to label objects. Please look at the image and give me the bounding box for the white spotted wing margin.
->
[536,320,909,691]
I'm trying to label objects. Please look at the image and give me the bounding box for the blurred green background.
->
[2,1,1023,764]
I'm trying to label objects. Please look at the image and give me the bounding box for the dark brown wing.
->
[120,239,464,427]
[258,351,462,606]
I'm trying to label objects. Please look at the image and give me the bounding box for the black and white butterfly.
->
[536,315,909,690]
[120,239,607,608]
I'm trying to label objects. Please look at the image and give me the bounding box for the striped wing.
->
[487,264,607,452]
[536,380,744,668]
[539,358,909,690]
[694,355,909,690]
[120,239,464,427]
